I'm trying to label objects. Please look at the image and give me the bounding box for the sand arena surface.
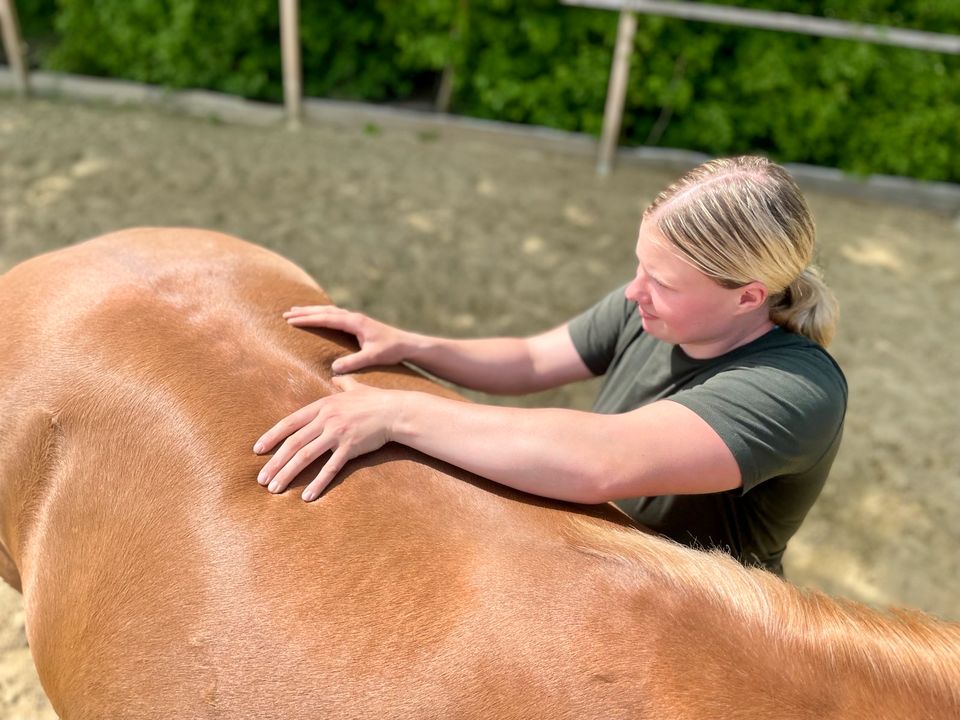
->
[1,97,958,716]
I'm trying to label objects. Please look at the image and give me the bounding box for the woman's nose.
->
[625,273,647,302]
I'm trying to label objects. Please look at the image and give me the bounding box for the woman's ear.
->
[736,281,769,313]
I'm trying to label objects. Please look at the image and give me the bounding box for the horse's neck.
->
[564,517,960,717]
[745,587,960,718]
[613,552,960,718]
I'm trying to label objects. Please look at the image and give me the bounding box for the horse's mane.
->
[563,515,960,705]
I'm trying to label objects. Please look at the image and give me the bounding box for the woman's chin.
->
[640,313,660,332]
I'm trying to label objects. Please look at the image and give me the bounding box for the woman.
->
[253,156,847,575]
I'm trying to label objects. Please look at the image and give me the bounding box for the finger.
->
[302,447,351,502]
[258,418,322,485]
[284,304,348,318]
[287,311,360,329]
[330,375,362,392]
[331,352,375,374]
[266,431,337,494]
[253,401,322,454]
[284,305,349,319]
[286,303,344,312]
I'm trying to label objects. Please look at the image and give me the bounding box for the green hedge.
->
[13,0,960,182]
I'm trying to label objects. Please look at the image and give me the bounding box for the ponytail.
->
[768,266,838,347]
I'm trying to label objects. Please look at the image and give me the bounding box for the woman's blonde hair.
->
[645,156,838,347]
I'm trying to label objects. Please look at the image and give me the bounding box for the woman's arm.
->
[284,305,593,395]
[404,324,594,394]
[254,377,742,503]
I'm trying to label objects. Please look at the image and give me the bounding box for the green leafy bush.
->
[43,0,281,99]
[11,0,56,38]
[13,0,960,182]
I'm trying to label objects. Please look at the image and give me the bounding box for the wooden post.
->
[0,0,29,97]
[436,0,470,114]
[597,10,636,176]
[279,0,302,129]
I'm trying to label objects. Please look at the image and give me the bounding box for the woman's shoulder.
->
[673,329,848,483]
[683,328,848,432]
[735,327,847,393]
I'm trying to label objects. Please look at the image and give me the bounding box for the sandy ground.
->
[1,96,958,717]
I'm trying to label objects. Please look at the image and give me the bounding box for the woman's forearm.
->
[403,324,593,396]
[403,335,544,395]
[390,390,613,503]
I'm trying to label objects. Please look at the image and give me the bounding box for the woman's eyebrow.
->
[651,271,673,287]
[636,255,673,288]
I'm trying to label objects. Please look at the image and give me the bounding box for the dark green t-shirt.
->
[568,285,847,575]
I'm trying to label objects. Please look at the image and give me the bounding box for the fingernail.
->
[268,481,279,493]
[331,361,342,373]
[302,490,316,502]
[257,470,267,484]
[253,442,263,454]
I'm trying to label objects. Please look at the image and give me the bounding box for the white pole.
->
[597,10,637,176]
[0,0,29,97]
[279,0,302,129]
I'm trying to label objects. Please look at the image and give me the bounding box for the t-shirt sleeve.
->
[667,350,847,493]
[567,284,632,376]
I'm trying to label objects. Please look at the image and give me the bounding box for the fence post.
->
[436,0,470,113]
[597,10,637,176]
[0,0,29,97]
[279,0,302,129]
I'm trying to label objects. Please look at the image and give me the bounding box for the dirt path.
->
[1,97,958,717]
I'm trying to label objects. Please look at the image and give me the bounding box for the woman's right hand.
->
[283,305,414,373]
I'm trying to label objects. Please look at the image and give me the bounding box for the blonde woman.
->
[254,156,847,576]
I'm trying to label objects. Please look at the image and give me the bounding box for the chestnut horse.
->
[0,228,957,719]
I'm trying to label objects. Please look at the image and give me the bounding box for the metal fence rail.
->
[562,0,960,174]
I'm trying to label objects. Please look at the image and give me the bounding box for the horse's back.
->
[0,228,646,719]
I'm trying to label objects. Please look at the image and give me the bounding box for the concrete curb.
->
[0,69,286,126]
[3,68,960,220]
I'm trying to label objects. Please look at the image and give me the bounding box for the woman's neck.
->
[680,317,777,359]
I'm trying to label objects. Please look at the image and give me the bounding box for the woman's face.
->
[624,218,762,355]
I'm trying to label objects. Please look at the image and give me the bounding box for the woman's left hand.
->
[253,376,401,502]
